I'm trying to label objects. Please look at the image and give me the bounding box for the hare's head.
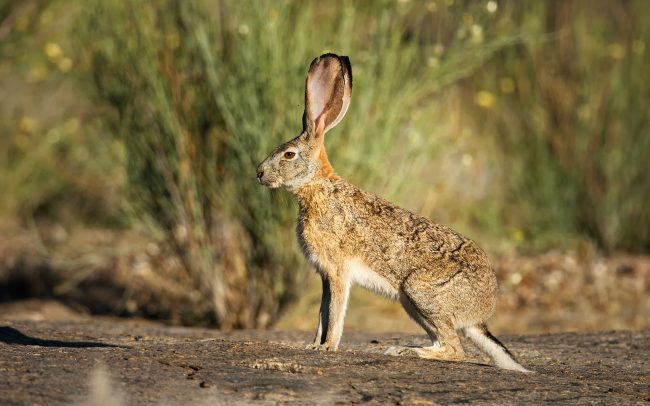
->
[257,54,352,191]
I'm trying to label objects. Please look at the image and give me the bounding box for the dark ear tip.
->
[319,52,340,60]
[340,56,352,88]
[309,55,321,71]
[311,53,353,88]
[309,53,337,72]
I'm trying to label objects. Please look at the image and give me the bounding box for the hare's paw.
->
[413,345,465,361]
[305,343,338,352]
[385,342,460,360]
[385,340,440,356]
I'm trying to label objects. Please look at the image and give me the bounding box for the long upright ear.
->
[304,53,352,139]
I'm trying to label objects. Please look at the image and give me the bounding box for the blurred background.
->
[0,0,648,335]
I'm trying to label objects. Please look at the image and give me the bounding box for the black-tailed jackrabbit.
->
[257,54,530,372]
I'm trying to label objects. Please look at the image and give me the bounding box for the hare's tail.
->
[464,324,533,373]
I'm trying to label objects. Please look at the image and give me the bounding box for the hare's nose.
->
[256,170,264,181]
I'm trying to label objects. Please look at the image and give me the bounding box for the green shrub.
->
[471,1,650,252]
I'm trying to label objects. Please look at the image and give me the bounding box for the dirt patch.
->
[0,320,648,405]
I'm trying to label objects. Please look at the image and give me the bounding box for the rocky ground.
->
[0,319,648,405]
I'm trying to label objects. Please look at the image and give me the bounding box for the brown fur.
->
[317,147,338,180]
[256,54,530,372]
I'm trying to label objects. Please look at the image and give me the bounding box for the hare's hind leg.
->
[410,317,464,361]
[398,293,439,347]
[389,269,466,361]
[385,304,462,361]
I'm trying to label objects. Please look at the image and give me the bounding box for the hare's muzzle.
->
[256,162,273,186]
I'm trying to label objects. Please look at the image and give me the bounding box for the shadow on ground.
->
[0,326,128,348]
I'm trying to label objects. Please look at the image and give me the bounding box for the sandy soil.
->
[0,319,648,405]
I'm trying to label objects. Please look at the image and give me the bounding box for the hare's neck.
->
[317,147,339,180]
[292,147,340,204]
[293,178,339,210]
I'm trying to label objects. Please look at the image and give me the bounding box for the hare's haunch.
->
[257,54,531,372]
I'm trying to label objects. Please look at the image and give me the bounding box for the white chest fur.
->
[346,259,399,299]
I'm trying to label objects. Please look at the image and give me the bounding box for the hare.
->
[256,54,530,372]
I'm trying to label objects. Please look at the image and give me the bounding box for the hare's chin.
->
[259,179,281,188]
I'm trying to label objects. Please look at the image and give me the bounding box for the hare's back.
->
[338,184,492,272]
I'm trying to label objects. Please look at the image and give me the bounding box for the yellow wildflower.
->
[44,42,63,61]
[607,43,625,60]
[58,57,73,72]
[19,116,37,134]
[474,91,495,109]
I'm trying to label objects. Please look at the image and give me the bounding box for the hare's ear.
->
[304,53,352,140]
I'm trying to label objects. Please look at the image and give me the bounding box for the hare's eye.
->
[284,151,296,159]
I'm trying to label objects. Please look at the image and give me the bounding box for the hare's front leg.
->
[310,273,329,346]
[307,272,350,351]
